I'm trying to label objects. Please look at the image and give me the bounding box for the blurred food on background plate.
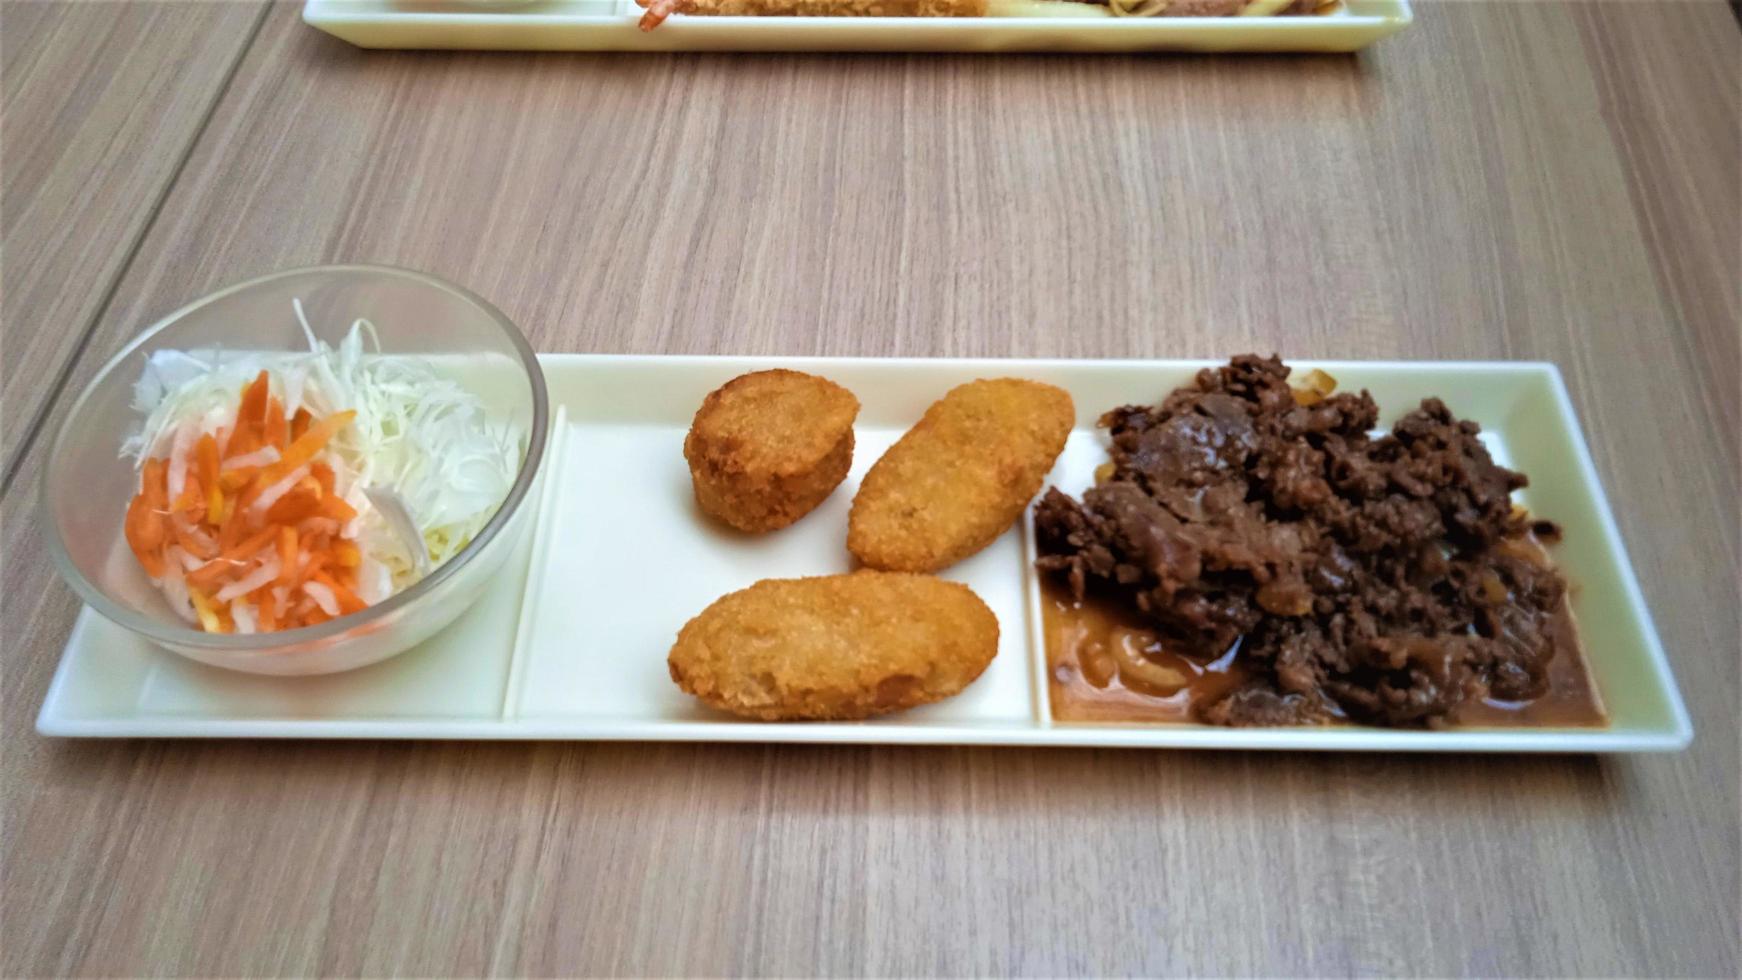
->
[637,0,1339,29]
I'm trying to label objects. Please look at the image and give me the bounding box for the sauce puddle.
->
[1041,579,1608,728]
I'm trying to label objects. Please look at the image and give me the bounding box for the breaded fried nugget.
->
[849,378,1074,573]
[668,572,999,721]
[685,369,860,533]
[637,0,988,31]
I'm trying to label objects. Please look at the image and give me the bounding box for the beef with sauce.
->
[1033,354,1572,728]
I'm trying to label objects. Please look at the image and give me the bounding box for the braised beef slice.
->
[1034,354,1569,729]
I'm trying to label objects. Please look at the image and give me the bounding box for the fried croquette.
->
[637,0,988,31]
[668,572,999,721]
[849,378,1074,573]
[684,370,860,533]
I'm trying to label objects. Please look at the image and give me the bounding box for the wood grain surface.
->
[0,0,269,471]
[3,1,1737,975]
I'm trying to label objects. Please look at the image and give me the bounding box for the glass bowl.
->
[40,265,549,675]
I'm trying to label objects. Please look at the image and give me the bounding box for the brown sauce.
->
[1042,579,1608,728]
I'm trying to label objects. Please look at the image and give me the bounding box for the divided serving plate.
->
[302,0,1412,53]
[39,356,1691,751]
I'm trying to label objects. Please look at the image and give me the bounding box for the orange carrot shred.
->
[236,370,269,440]
[173,482,197,513]
[319,494,357,523]
[144,458,168,510]
[219,513,244,552]
[266,481,323,525]
[198,433,219,473]
[124,495,166,577]
[219,467,258,493]
[251,410,354,494]
[224,527,279,563]
[228,423,259,460]
[295,551,329,588]
[313,571,368,615]
[130,470,168,552]
[333,540,361,568]
[198,434,222,516]
[171,515,217,560]
[185,560,232,591]
[264,397,287,450]
[186,527,279,590]
[277,527,298,586]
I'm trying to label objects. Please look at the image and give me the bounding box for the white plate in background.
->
[301,0,1412,54]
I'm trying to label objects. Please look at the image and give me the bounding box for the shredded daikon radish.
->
[302,580,341,618]
[222,446,280,470]
[230,601,258,634]
[217,560,281,603]
[249,465,311,517]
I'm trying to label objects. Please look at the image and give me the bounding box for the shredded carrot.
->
[252,410,355,493]
[295,551,329,588]
[313,571,368,615]
[319,494,357,523]
[219,467,258,493]
[265,480,324,525]
[217,497,249,551]
[277,526,298,586]
[173,474,205,518]
[143,458,168,510]
[264,397,287,450]
[124,495,166,577]
[187,527,280,589]
[122,374,379,636]
[171,516,218,561]
[228,421,258,460]
[239,371,269,432]
[333,540,361,568]
[129,468,167,552]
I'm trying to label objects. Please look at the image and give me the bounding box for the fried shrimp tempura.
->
[849,378,1073,573]
[685,370,859,533]
[668,572,999,721]
[637,0,988,30]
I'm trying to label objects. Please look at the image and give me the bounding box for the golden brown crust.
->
[848,378,1074,573]
[684,370,860,533]
[668,572,1000,721]
[637,0,988,30]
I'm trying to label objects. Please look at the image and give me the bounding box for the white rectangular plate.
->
[40,356,1691,750]
[302,0,1411,53]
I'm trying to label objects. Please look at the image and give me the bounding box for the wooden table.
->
[3,1,1736,974]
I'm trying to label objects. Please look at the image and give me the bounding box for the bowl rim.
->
[39,263,550,651]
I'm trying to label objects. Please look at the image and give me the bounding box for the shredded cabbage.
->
[126,301,524,591]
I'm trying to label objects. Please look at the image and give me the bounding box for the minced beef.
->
[1033,354,1570,728]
